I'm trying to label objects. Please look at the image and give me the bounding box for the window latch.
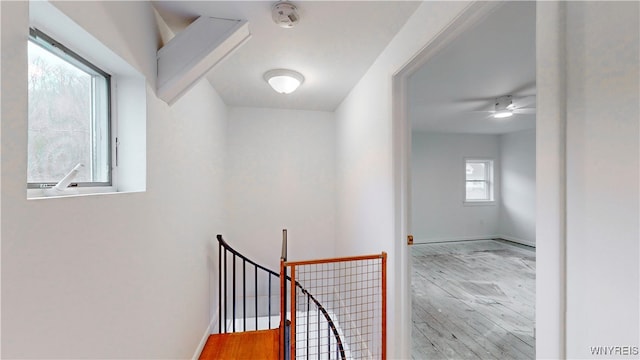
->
[115,137,120,167]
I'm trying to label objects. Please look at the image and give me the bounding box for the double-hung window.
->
[27,28,111,189]
[465,159,494,203]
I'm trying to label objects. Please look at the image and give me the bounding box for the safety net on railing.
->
[282,254,387,360]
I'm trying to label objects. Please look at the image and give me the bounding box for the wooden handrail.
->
[284,252,385,267]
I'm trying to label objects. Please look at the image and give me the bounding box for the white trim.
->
[26,187,148,200]
[391,1,505,357]
[191,314,217,360]
[463,200,497,207]
[535,3,567,357]
[413,236,535,248]
[413,235,499,244]
[497,235,536,248]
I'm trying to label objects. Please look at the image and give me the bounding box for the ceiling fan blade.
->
[513,95,536,108]
[514,108,536,114]
[509,81,536,96]
[455,98,492,104]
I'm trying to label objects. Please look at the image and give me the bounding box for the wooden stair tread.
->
[199,329,280,360]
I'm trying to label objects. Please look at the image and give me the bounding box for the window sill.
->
[27,187,142,200]
[464,200,497,207]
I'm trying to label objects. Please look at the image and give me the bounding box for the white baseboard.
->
[413,235,535,248]
[414,235,499,244]
[496,235,536,248]
[191,314,217,360]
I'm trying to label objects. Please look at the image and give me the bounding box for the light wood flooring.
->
[411,239,535,360]
[199,329,280,360]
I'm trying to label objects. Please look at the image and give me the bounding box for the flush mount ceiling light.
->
[264,69,304,94]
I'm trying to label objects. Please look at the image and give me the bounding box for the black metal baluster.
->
[307,294,310,357]
[283,268,287,322]
[327,324,331,359]
[243,259,246,331]
[224,248,227,333]
[232,255,236,332]
[218,241,222,334]
[217,235,352,359]
[255,266,258,330]
[268,274,272,328]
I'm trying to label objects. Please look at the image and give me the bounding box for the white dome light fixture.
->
[264,69,304,94]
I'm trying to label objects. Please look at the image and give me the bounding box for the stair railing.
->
[217,234,280,333]
[217,232,357,360]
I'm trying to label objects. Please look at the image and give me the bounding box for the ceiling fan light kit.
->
[493,95,515,118]
[494,109,514,118]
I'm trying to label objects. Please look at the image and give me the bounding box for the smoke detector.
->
[272,1,300,28]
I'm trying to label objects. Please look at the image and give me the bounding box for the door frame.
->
[391,1,566,357]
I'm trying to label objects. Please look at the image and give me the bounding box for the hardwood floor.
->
[411,240,535,360]
[199,329,280,360]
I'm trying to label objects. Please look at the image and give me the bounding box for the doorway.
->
[395,2,537,358]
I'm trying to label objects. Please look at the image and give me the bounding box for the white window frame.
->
[464,158,496,205]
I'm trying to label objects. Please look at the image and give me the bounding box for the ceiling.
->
[152,1,420,111]
[408,1,536,134]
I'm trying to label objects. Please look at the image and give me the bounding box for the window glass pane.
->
[27,39,109,184]
[466,162,487,180]
[466,181,488,200]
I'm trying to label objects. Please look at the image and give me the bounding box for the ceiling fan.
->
[477,95,536,119]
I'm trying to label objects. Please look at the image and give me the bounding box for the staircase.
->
[200,233,386,360]
[199,329,279,359]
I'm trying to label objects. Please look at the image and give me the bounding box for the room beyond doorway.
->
[403,2,537,359]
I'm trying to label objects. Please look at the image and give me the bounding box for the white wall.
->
[225,107,336,272]
[536,2,567,356]
[339,0,639,358]
[410,130,536,246]
[536,2,640,357]
[499,129,535,246]
[564,2,639,357]
[1,2,227,358]
[335,2,472,357]
[411,132,500,243]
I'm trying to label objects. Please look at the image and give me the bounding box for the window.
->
[465,159,494,202]
[27,28,111,188]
